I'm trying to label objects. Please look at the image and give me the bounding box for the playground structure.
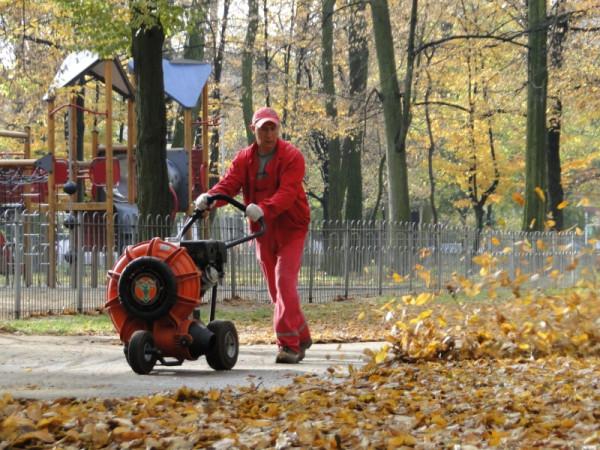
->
[0,51,213,287]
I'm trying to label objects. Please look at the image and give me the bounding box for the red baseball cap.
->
[252,107,280,129]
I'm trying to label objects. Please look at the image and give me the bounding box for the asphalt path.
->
[0,334,384,400]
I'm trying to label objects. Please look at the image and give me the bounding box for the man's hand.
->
[245,203,264,222]
[194,193,211,211]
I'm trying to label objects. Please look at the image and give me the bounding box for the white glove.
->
[245,203,264,222]
[194,193,211,211]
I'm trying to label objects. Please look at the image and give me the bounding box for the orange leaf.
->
[512,192,525,206]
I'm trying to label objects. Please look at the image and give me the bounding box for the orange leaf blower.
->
[105,195,264,374]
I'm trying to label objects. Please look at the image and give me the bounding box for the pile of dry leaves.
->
[2,255,600,448]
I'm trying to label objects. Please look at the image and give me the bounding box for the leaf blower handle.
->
[185,194,265,246]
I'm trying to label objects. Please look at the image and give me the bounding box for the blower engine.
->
[105,195,264,374]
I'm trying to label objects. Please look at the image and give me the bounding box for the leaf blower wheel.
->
[128,330,158,375]
[118,256,177,321]
[205,320,239,371]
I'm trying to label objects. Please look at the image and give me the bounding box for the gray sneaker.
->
[275,347,300,364]
[298,339,313,362]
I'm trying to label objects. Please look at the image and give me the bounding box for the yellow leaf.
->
[576,197,590,207]
[245,419,272,427]
[437,317,447,327]
[488,429,507,446]
[534,187,546,202]
[500,323,514,333]
[545,219,556,229]
[207,390,220,401]
[518,343,530,350]
[537,330,550,340]
[12,430,55,446]
[417,269,431,287]
[491,237,501,246]
[392,272,405,283]
[557,200,568,210]
[536,239,545,250]
[415,292,433,305]
[374,346,389,364]
[576,227,584,236]
[529,218,536,229]
[387,433,417,447]
[416,309,433,321]
[571,333,589,345]
[395,321,408,331]
[560,418,576,428]
[430,413,447,427]
[357,311,366,321]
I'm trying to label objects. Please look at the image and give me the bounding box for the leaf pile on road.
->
[377,287,600,364]
[1,356,599,448]
[2,255,600,448]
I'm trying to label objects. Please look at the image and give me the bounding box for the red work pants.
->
[255,233,311,352]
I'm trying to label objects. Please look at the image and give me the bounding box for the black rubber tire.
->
[123,344,130,365]
[127,330,158,375]
[118,256,177,321]
[205,320,239,370]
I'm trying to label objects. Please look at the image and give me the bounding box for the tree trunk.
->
[208,0,231,190]
[547,102,564,230]
[547,0,567,231]
[370,0,412,223]
[241,0,259,144]
[522,0,548,231]
[424,73,437,224]
[171,1,208,148]
[322,0,342,223]
[341,0,368,221]
[131,8,171,224]
[262,0,271,106]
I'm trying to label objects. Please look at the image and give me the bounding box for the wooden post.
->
[69,96,78,201]
[105,62,115,269]
[47,99,56,288]
[92,128,99,159]
[127,98,136,204]
[184,108,192,214]
[23,126,32,210]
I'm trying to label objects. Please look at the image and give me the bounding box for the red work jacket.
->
[208,139,310,242]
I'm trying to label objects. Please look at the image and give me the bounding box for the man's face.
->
[254,121,279,153]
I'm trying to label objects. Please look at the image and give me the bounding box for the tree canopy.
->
[1,0,599,231]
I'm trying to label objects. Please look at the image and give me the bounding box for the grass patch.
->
[0,296,392,337]
[0,314,115,335]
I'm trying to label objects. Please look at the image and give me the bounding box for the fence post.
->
[377,222,383,296]
[308,227,315,303]
[230,245,237,299]
[77,212,84,313]
[436,225,442,292]
[14,211,22,319]
[408,223,414,292]
[343,221,350,299]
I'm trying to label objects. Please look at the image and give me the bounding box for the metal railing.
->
[0,209,597,319]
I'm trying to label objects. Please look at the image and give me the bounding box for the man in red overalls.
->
[195,107,312,363]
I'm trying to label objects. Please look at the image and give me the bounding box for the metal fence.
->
[0,209,597,319]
